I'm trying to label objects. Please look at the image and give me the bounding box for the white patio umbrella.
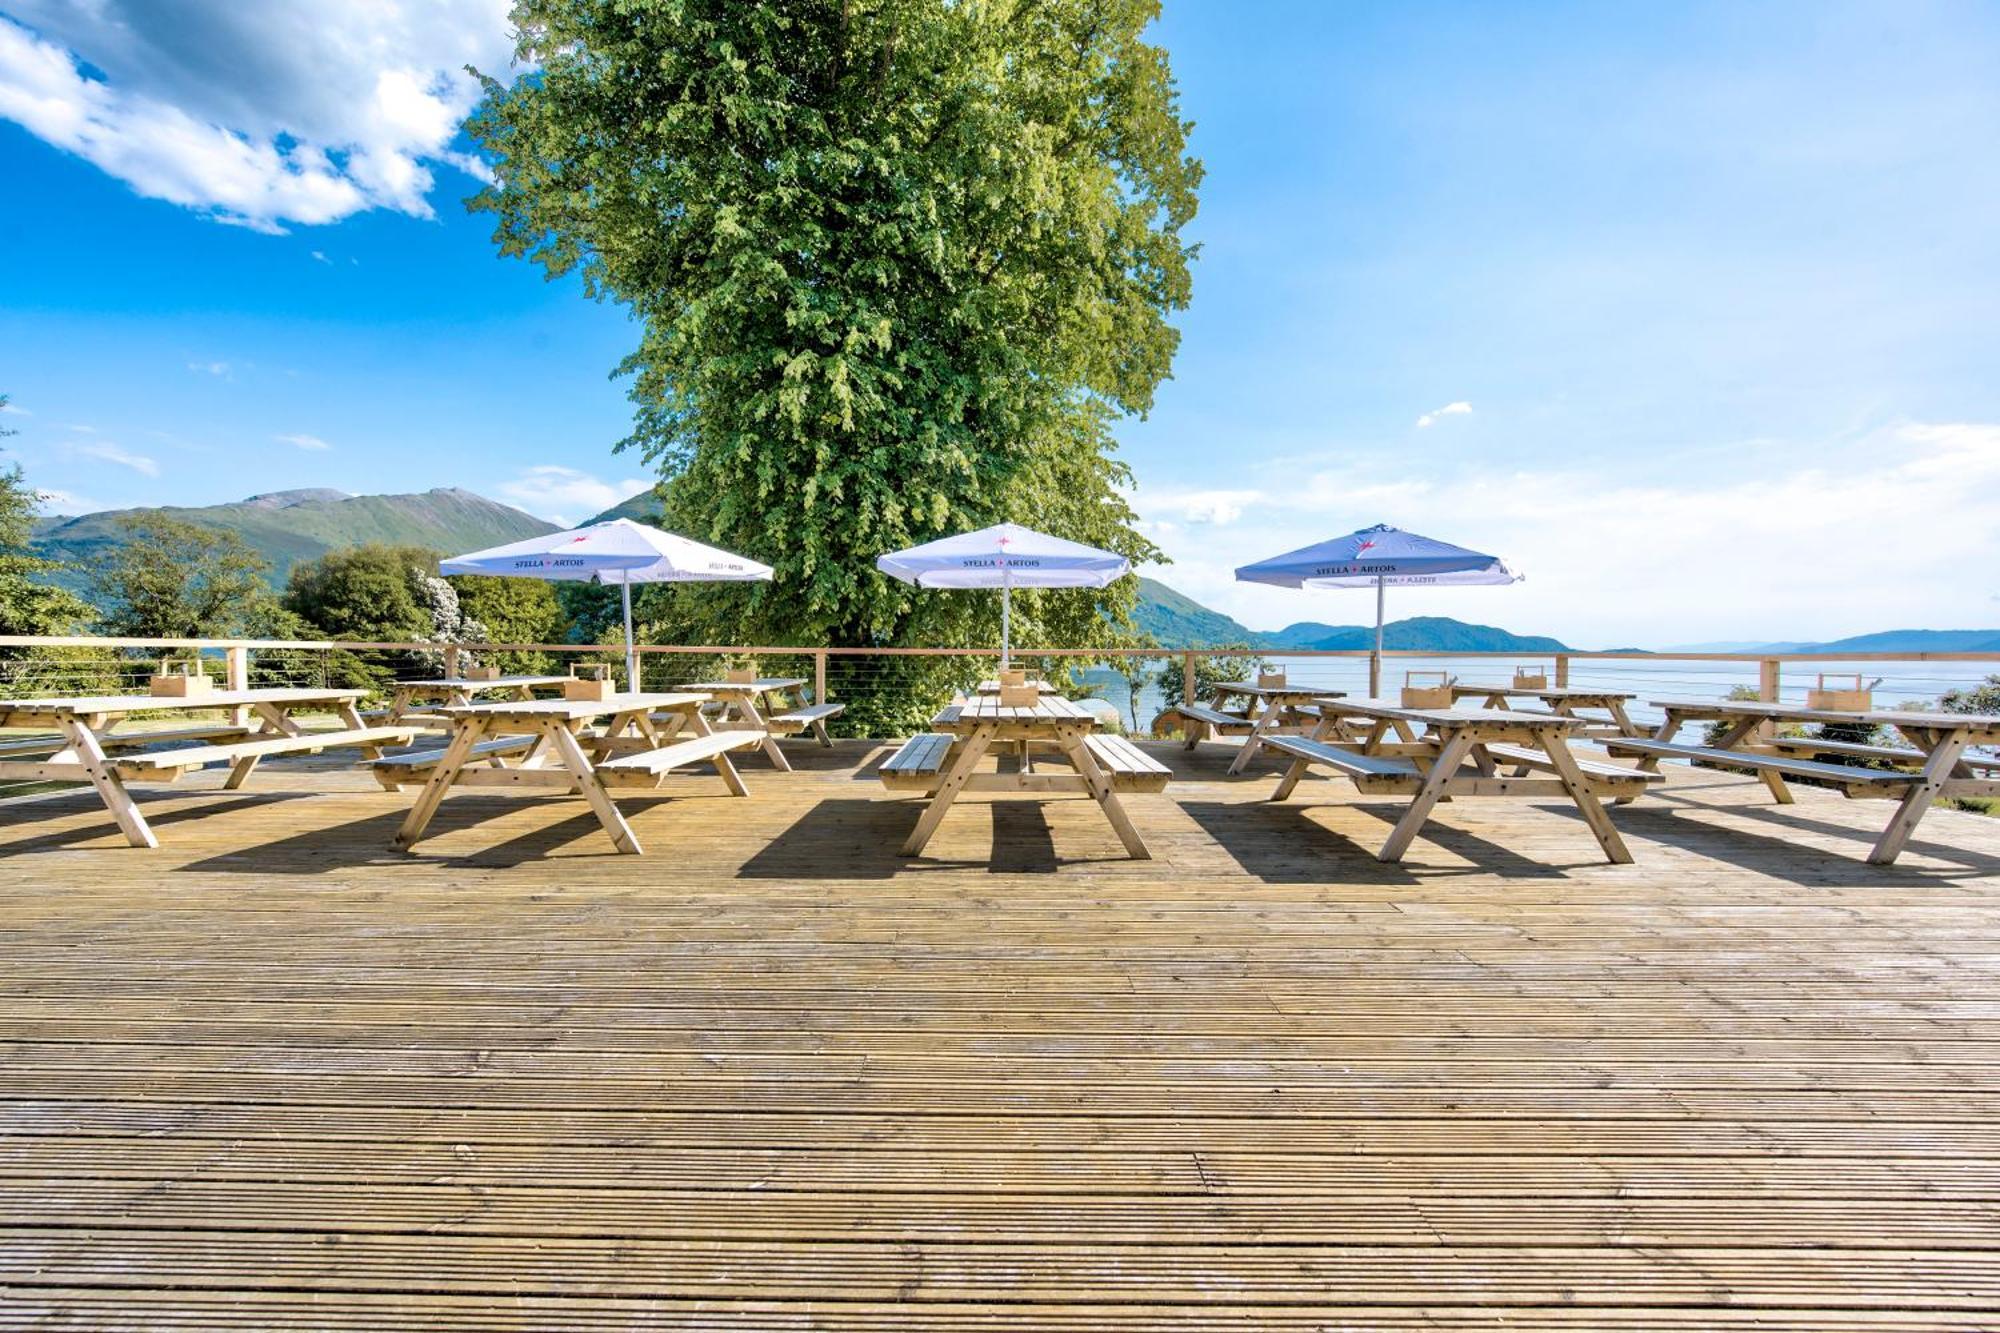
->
[1234,523,1521,695]
[876,522,1131,668]
[441,518,773,690]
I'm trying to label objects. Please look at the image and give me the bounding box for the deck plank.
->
[2,739,1998,1326]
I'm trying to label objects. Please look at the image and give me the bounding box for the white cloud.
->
[275,432,331,451]
[0,3,514,233]
[1416,401,1473,428]
[1137,421,2000,647]
[70,440,159,477]
[0,400,29,416]
[497,466,651,527]
[309,250,330,264]
[1135,487,1267,527]
[187,360,232,377]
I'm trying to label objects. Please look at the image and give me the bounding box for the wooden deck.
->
[2,737,1999,1329]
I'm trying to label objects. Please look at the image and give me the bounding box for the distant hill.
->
[1671,630,2000,654]
[1129,580,1571,652]
[1130,577,1258,645]
[33,487,557,589]
[586,490,665,525]
[1254,614,1570,653]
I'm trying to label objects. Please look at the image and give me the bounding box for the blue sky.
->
[2,0,1997,646]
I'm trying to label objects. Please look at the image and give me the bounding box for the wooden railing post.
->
[225,645,249,726]
[814,650,828,703]
[1554,654,1570,688]
[1182,651,1197,708]
[1758,657,1782,741]
[442,645,462,680]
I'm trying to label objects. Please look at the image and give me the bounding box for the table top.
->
[946,696,1099,725]
[686,678,806,694]
[1454,683,1637,702]
[438,692,710,722]
[1652,698,2000,730]
[1213,682,1346,699]
[1318,697,1585,729]
[394,675,572,692]
[1,686,368,718]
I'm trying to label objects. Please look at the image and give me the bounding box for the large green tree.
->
[0,397,94,637]
[86,514,271,638]
[467,0,1199,721]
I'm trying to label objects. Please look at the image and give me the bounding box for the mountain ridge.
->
[32,487,557,589]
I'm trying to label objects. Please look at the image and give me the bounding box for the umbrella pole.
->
[1371,575,1385,697]
[621,579,638,692]
[1000,572,1011,670]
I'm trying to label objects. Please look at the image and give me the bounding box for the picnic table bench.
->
[381,692,761,856]
[1264,698,1657,864]
[1172,681,1346,774]
[674,677,845,763]
[1606,699,2000,864]
[0,688,408,848]
[879,695,1168,859]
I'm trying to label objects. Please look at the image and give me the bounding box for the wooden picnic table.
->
[1213,681,1348,775]
[880,695,1169,860]
[0,687,408,849]
[1608,699,2000,864]
[1264,697,1652,864]
[682,677,807,770]
[385,692,762,856]
[1449,683,1643,737]
[385,674,570,721]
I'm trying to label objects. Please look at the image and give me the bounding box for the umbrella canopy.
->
[876,522,1130,665]
[442,518,772,689]
[1235,524,1520,694]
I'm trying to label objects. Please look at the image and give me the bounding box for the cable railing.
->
[3,636,1996,743]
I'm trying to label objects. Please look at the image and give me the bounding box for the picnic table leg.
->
[1869,732,1969,865]
[1060,726,1150,859]
[1377,731,1476,863]
[548,720,643,854]
[736,697,792,772]
[1541,736,1634,864]
[682,709,749,798]
[902,726,993,856]
[1227,699,1279,774]
[1620,709,1688,804]
[1606,699,1640,737]
[1712,716,1793,804]
[63,717,157,849]
[221,701,304,790]
[393,717,488,852]
[1271,753,1314,801]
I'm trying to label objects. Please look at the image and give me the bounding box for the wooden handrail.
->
[3,635,1999,663]
[3,634,1999,662]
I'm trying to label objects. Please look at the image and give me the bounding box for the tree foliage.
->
[467,0,1200,725]
[86,514,271,639]
[449,573,570,671]
[283,545,444,643]
[0,395,93,637]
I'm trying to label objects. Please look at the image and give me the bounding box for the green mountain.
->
[1253,614,1570,653]
[1129,576,1258,645]
[586,489,666,524]
[1672,629,2000,654]
[1802,629,2000,654]
[1127,579,1571,652]
[33,487,557,590]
